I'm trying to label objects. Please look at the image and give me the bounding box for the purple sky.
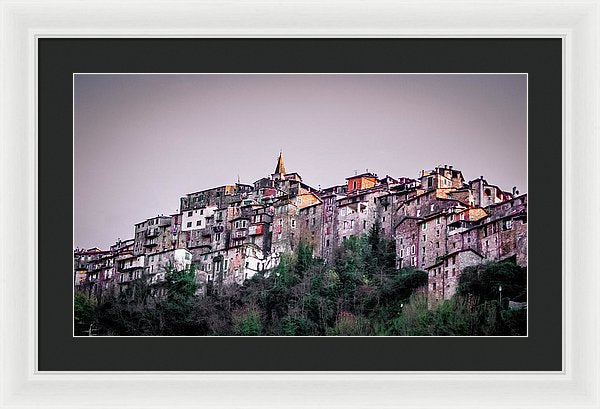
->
[74,74,527,249]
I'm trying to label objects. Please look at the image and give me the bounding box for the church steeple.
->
[274,151,286,176]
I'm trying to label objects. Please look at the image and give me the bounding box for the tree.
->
[457,261,527,304]
[160,263,201,335]
[74,293,96,335]
[233,309,262,335]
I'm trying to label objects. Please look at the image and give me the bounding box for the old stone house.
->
[76,154,527,307]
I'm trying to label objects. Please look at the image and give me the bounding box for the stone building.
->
[74,247,109,291]
[133,215,174,256]
[427,248,484,304]
[393,166,526,306]
[75,154,527,308]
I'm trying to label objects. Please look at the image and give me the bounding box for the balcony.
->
[121,263,144,272]
[187,240,211,250]
[235,228,249,238]
[146,228,159,238]
[249,224,265,236]
[144,240,158,248]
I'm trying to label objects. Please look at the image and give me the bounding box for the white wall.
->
[181,206,216,231]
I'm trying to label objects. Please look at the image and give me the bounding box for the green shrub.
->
[233,310,262,336]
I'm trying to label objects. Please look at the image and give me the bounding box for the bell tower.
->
[272,151,286,180]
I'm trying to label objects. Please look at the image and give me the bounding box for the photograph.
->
[73,73,528,337]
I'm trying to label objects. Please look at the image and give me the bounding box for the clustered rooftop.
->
[75,152,527,304]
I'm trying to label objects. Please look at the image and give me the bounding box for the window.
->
[383,216,386,222]
[200,209,203,215]
[422,223,427,230]
[187,211,193,217]
[436,242,440,248]
[503,219,513,230]
[423,235,426,241]
[363,220,367,229]
[353,181,357,190]
[296,197,302,205]
[400,249,404,258]
[430,204,435,211]
[196,220,201,226]
[350,220,354,228]
[326,239,330,247]
[432,282,436,291]
[436,229,440,237]
[291,219,296,228]
[215,233,221,241]
[411,245,416,254]
[312,218,316,226]
[416,209,421,217]
[436,218,440,225]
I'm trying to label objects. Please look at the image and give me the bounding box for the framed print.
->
[43,38,555,371]
[1,1,599,408]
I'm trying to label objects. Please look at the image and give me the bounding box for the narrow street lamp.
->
[499,284,503,304]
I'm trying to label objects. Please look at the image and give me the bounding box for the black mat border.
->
[38,38,562,371]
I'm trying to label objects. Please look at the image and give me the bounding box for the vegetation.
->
[75,223,527,336]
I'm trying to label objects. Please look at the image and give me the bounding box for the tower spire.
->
[274,151,286,175]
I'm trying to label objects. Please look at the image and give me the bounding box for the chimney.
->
[449,165,453,170]
[512,186,517,195]
[480,176,484,180]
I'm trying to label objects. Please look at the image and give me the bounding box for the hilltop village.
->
[75,153,527,305]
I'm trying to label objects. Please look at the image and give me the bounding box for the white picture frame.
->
[1,1,598,408]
